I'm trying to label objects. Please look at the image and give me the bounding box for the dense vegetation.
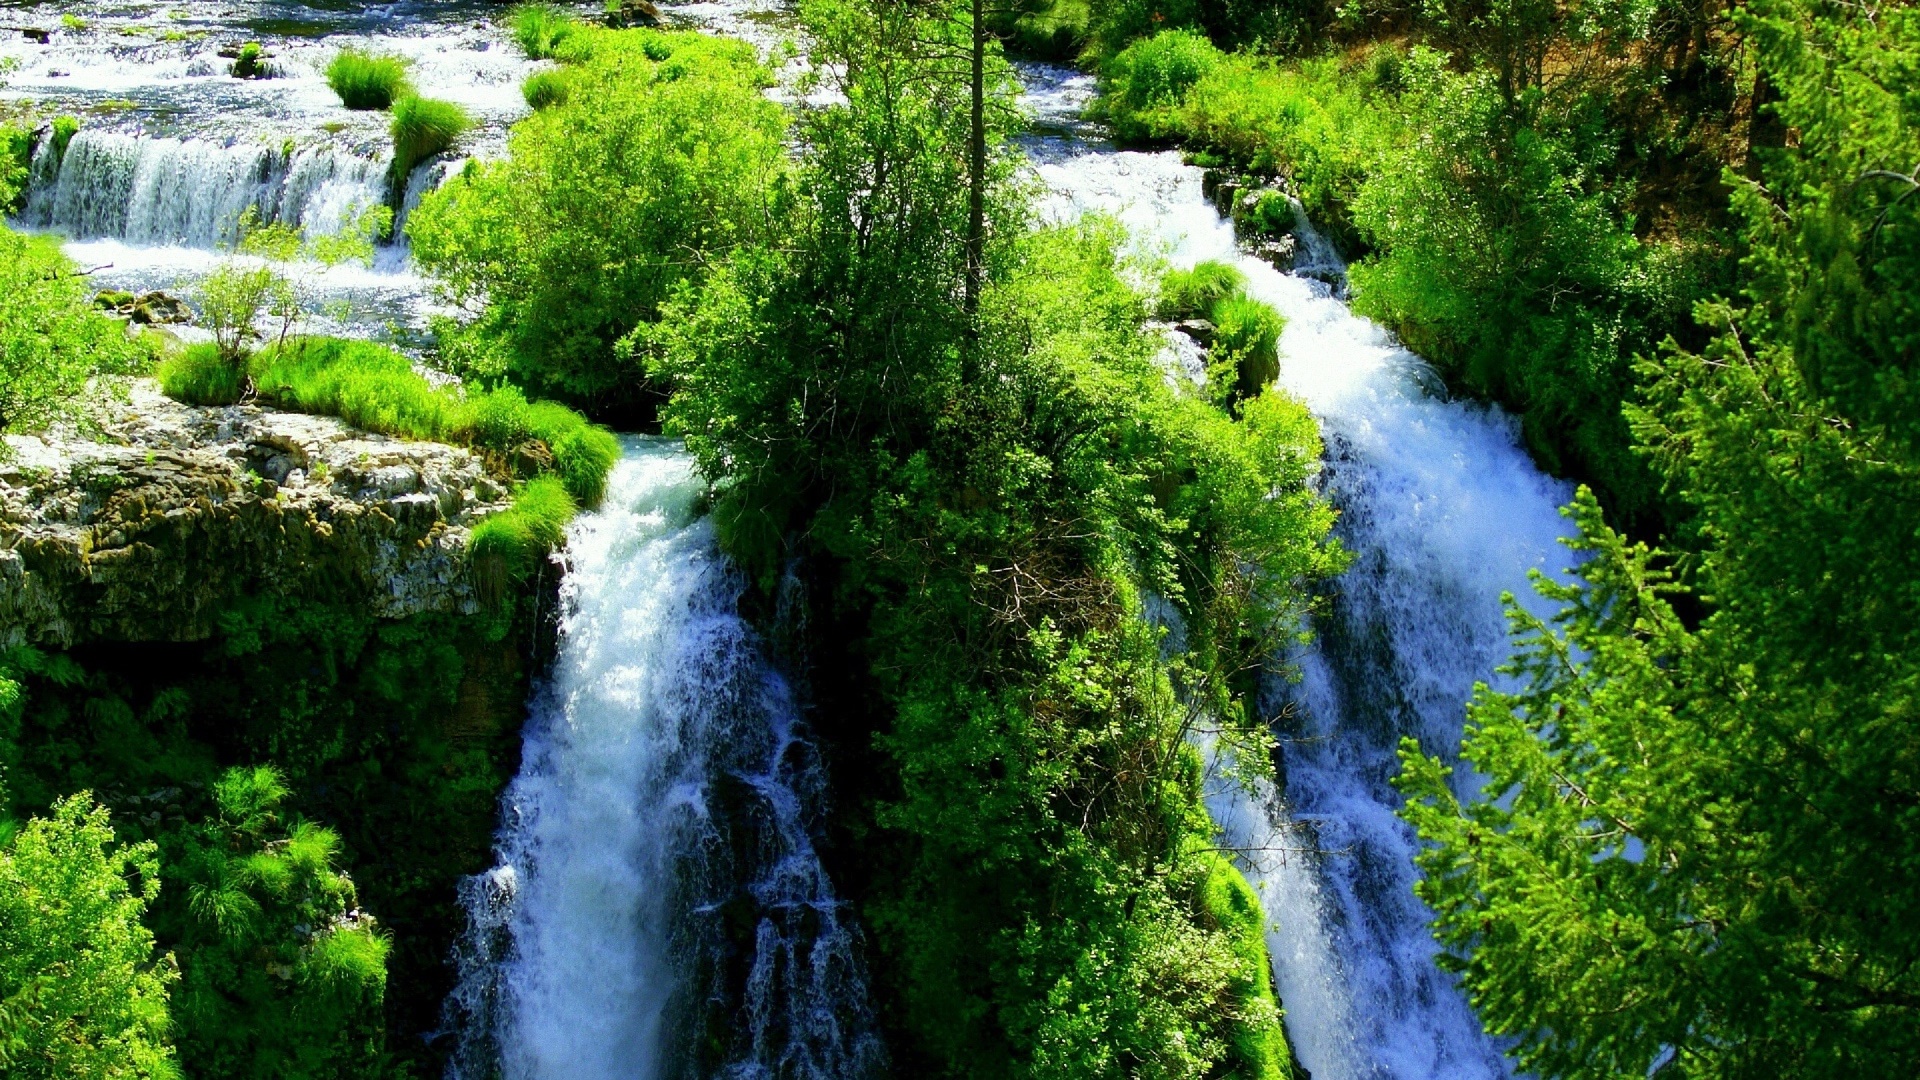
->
[410,25,789,422]
[1,602,545,1077]
[410,5,1342,1076]
[637,3,1340,1073]
[1064,0,1920,1072]
[3,0,1915,1075]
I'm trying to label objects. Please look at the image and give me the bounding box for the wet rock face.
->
[0,381,516,648]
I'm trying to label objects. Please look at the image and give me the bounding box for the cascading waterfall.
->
[1032,144,1576,1078]
[443,439,883,1080]
[21,130,391,248]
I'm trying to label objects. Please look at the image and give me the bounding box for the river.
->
[7,4,1573,1078]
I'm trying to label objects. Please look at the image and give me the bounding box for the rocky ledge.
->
[0,381,516,648]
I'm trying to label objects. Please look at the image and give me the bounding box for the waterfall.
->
[444,439,883,1080]
[1034,145,1575,1079]
[20,130,390,249]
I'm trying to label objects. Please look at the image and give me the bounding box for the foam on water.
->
[443,440,883,1080]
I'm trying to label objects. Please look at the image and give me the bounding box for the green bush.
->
[1097,28,1220,141]
[521,68,572,109]
[156,341,246,406]
[161,766,392,1078]
[325,48,410,110]
[1155,259,1244,319]
[510,3,582,60]
[0,794,178,1080]
[389,95,470,182]
[409,29,787,415]
[0,226,149,436]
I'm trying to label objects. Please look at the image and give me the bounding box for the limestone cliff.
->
[0,380,516,648]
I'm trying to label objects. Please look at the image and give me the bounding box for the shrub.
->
[1097,29,1221,141]
[1155,259,1244,319]
[0,795,177,1080]
[510,3,581,60]
[157,342,245,406]
[0,226,149,436]
[521,68,572,110]
[389,95,470,182]
[326,48,410,110]
[409,30,787,415]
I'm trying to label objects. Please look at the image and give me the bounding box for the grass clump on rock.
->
[389,95,470,182]
[326,48,411,110]
[158,335,619,507]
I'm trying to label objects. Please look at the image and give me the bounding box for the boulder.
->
[0,381,518,648]
[604,0,663,27]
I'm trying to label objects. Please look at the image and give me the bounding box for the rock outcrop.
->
[0,381,516,648]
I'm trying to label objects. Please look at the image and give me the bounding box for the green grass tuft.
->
[389,96,471,181]
[326,49,411,111]
[470,474,576,595]
[1155,259,1244,321]
[244,337,619,506]
[510,4,582,60]
[521,69,572,110]
[1209,293,1284,406]
[156,342,245,406]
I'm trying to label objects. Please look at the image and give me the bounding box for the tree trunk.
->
[963,0,986,359]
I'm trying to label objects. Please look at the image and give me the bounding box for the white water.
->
[2,1,539,341]
[443,439,883,1080]
[1029,133,1576,1078]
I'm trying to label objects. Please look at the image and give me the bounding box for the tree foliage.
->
[157,766,391,1080]
[408,25,789,420]
[0,793,178,1080]
[1396,3,1920,1075]
[0,226,147,439]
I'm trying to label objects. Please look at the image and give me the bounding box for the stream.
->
[8,4,1574,1078]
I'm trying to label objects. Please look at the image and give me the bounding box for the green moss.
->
[1196,850,1293,1080]
[50,115,81,160]
[326,48,411,111]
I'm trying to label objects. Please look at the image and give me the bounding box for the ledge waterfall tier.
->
[1031,137,1577,1079]
[443,439,884,1080]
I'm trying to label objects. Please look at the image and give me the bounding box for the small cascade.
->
[444,439,883,1080]
[1033,146,1574,1079]
[20,130,390,249]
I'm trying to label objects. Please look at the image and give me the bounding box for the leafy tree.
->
[0,792,178,1080]
[0,225,147,440]
[408,26,789,420]
[158,766,392,1080]
[1396,3,1920,1075]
